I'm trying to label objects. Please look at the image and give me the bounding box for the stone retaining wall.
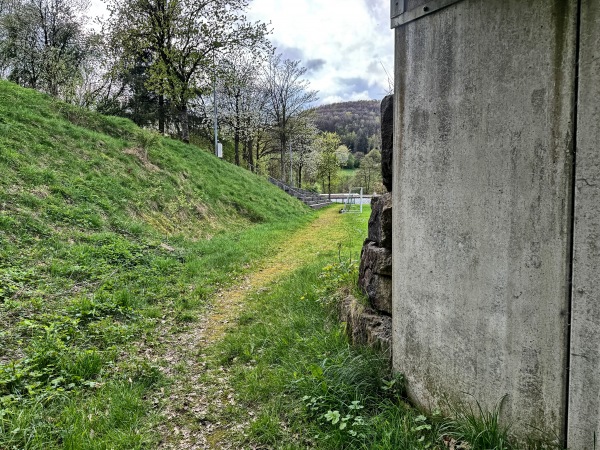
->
[341,95,395,356]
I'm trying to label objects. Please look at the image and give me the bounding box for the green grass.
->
[0,80,312,448]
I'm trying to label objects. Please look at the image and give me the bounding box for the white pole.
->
[289,140,293,186]
[360,187,363,213]
[213,46,218,156]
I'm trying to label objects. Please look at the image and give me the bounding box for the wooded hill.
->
[311,100,381,154]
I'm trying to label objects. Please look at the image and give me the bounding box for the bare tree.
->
[262,54,318,181]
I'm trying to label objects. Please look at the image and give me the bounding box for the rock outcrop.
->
[359,192,393,315]
[339,296,392,362]
[381,94,394,193]
[367,193,393,250]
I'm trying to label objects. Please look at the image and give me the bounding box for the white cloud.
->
[248,0,394,104]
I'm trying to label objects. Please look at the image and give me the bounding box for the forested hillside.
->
[312,100,381,154]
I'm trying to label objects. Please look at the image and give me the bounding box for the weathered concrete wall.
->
[567,0,600,447]
[392,0,577,441]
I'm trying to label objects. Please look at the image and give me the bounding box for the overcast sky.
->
[247,0,394,105]
[88,0,394,106]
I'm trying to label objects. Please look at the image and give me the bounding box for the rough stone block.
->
[359,241,392,277]
[381,94,394,192]
[339,296,392,361]
[367,274,392,316]
[368,193,392,249]
[358,264,392,315]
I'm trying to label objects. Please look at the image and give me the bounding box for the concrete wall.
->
[392,0,578,441]
[568,1,600,447]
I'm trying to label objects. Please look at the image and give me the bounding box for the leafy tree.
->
[263,54,318,182]
[353,151,365,168]
[91,46,167,127]
[341,130,357,151]
[368,132,381,151]
[337,170,355,193]
[355,149,382,194]
[104,0,269,143]
[335,144,350,167]
[345,152,356,170]
[356,131,369,153]
[315,132,342,200]
[0,0,89,98]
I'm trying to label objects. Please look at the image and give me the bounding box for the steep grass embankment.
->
[0,80,311,449]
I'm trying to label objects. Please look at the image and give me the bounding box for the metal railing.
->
[246,164,331,208]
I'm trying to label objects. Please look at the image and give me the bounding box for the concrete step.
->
[267,176,332,209]
[309,202,332,209]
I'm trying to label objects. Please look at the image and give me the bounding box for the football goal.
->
[340,187,364,214]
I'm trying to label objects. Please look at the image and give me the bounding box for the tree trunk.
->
[247,138,254,171]
[328,174,331,200]
[180,103,190,144]
[234,129,240,166]
[234,96,240,165]
[158,94,165,134]
[256,140,260,169]
[280,133,286,181]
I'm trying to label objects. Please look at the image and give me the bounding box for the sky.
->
[88,0,395,106]
[247,0,394,105]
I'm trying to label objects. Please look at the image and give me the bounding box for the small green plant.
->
[439,395,512,450]
[0,268,34,301]
[135,128,161,160]
[322,401,366,437]
[411,415,433,447]
[316,257,360,307]
[381,373,406,398]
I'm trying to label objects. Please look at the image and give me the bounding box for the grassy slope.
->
[0,81,311,448]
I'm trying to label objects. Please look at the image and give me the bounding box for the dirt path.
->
[150,206,348,449]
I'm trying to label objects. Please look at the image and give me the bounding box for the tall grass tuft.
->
[439,395,512,450]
